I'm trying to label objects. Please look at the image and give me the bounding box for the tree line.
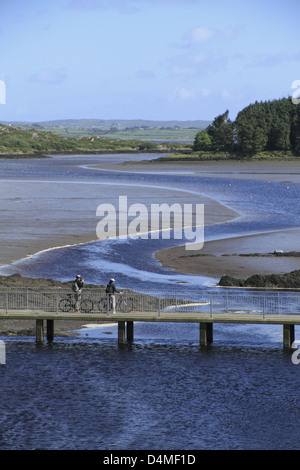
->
[193,97,300,156]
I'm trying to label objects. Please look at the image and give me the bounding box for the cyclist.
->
[73,274,84,313]
[106,278,122,314]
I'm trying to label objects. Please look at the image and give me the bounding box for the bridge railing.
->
[145,290,300,316]
[0,288,299,317]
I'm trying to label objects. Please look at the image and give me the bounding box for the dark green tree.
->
[234,98,299,155]
[206,110,234,151]
[291,103,300,153]
[193,130,212,151]
[194,97,300,157]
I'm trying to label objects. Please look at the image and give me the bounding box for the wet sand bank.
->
[155,228,300,280]
[98,158,300,182]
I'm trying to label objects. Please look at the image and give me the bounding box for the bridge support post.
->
[200,322,213,346]
[283,324,295,349]
[36,320,44,344]
[47,320,54,342]
[118,321,126,344]
[127,321,134,342]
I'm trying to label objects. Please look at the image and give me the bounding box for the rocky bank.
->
[218,269,300,288]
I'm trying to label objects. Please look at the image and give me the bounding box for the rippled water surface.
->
[1,332,299,450]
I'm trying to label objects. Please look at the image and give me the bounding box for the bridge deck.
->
[1,310,300,325]
[1,289,299,348]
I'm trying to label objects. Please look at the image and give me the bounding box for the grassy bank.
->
[1,123,299,161]
[152,150,300,162]
[0,123,190,157]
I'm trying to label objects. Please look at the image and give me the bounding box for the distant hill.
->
[2,119,210,142]
[13,119,210,130]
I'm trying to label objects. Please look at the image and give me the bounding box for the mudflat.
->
[155,228,300,280]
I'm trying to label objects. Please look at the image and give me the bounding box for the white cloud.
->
[167,23,244,80]
[170,86,212,102]
[169,87,194,102]
[170,62,198,77]
[177,87,194,100]
[187,26,215,44]
[200,87,212,97]
[168,48,228,78]
[183,23,244,47]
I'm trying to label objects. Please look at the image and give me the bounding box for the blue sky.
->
[0,0,299,122]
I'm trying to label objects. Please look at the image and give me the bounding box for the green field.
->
[39,126,200,142]
[4,118,210,142]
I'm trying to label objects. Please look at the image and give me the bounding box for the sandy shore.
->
[101,158,300,183]
[0,158,299,281]
[156,228,300,280]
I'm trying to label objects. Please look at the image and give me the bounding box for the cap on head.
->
[76,274,81,278]
[110,278,115,282]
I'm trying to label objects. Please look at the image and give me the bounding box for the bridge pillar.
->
[200,322,213,346]
[127,321,134,342]
[36,320,44,344]
[118,321,126,344]
[47,320,54,342]
[283,324,295,349]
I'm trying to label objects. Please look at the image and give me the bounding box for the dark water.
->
[1,332,299,450]
[0,154,300,451]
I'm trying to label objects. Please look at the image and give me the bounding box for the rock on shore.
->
[218,269,300,288]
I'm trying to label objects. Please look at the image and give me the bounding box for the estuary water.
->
[1,153,300,290]
[0,154,300,451]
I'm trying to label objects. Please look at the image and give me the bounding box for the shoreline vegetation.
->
[150,149,300,162]
[0,149,299,162]
[0,120,193,158]
[1,97,299,160]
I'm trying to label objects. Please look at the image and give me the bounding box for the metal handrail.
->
[0,289,299,317]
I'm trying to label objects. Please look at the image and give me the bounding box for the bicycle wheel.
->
[119,298,133,313]
[59,298,72,312]
[98,297,108,312]
[81,299,93,313]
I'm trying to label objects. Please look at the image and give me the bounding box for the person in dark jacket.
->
[74,274,84,313]
[106,278,122,313]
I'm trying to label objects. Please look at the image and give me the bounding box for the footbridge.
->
[0,288,299,348]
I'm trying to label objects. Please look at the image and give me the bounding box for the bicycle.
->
[59,293,94,313]
[98,294,134,313]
